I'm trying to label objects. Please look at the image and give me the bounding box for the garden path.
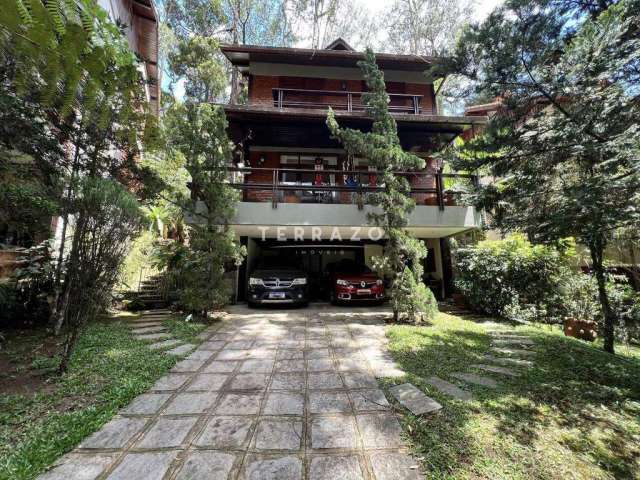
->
[39,305,425,480]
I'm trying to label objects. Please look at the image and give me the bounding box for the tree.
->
[164,102,245,315]
[433,0,640,353]
[327,49,438,322]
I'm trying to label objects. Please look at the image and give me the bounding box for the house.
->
[199,39,486,302]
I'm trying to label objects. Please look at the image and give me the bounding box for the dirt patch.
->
[0,328,61,396]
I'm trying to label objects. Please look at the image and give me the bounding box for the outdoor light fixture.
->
[291,278,307,285]
[258,154,266,165]
[336,279,349,286]
[249,277,264,286]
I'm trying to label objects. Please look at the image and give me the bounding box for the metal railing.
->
[218,167,477,211]
[272,88,431,115]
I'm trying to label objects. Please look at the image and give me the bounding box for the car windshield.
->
[333,260,372,274]
[256,256,297,270]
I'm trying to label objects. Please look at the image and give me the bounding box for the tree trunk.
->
[58,311,81,374]
[590,241,615,354]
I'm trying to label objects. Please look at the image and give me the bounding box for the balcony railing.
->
[216,167,476,211]
[272,88,432,115]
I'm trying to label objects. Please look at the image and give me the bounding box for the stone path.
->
[124,310,199,356]
[389,383,442,415]
[39,305,422,480]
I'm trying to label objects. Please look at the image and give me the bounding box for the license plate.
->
[269,292,286,299]
[357,289,371,295]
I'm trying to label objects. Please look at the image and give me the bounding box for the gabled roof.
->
[220,44,438,74]
[324,38,354,51]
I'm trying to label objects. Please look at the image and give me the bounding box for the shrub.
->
[455,234,580,323]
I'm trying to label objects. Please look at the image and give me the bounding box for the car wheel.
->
[329,291,337,305]
[247,301,257,308]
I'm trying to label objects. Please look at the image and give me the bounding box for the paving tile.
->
[254,418,303,451]
[248,348,278,359]
[200,340,227,350]
[240,359,275,373]
[136,332,171,341]
[309,392,352,414]
[175,451,235,480]
[216,393,263,415]
[342,372,378,389]
[39,453,118,480]
[80,417,147,449]
[451,372,499,388]
[471,363,520,377]
[483,355,533,367]
[121,393,171,415]
[186,373,229,391]
[217,349,254,361]
[306,348,331,359]
[263,392,304,415]
[308,455,365,480]
[490,347,536,357]
[166,344,197,356]
[310,416,358,449]
[491,338,535,346]
[148,339,183,350]
[368,451,422,480]
[242,455,302,480]
[164,393,217,414]
[277,350,304,360]
[137,416,197,448]
[186,350,216,361]
[275,359,306,373]
[131,326,167,335]
[150,373,190,391]
[389,383,443,415]
[204,360,241,373]
[425,376,473,401]
[271,373,305,391]
[307,358,335,372]
[308,372,344,390]
[229,373,270,391]
[126,321,163,328]
[357,413,403,449]
[171,358,206,372]
[336,359,368,372]
[106,451,176,480]
[194,416,254,448]
[349,390,390,412]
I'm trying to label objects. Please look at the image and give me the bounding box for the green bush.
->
[455,234,581,323]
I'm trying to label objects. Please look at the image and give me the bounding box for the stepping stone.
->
[451,372,498,388]
[148,339,183,350]
[126,321,163,328]
[389,383,442,415]
[491,347,536,357]
[483,355,533,367]
[491,338,534,346]
[166,343,196,356]
[368,452,422,480]
[471,364,520,377]
[136,332,171,341]
[131,326,167,334]
[425,376,472,401]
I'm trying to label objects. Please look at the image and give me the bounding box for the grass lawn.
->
[384,312,640,480]
[0,314,206,480]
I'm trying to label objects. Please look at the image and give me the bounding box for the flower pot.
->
[443,192,457,206]
[424,195,438,206]
[284,193,300,203]
[563,317,597,342]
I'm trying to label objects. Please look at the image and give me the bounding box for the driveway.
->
[40,304,422,480]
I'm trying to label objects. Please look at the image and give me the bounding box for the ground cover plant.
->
[384,312,640,479]
[0,316,200,480]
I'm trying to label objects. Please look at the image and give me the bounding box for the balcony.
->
[272,88,433,115]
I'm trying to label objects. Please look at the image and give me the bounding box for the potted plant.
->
[562,277,599,342]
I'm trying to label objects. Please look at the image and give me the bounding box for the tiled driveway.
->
[40,305,422,480]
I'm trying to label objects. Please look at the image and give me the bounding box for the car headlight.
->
[249,277,264,286]
[376,279,383,285]
[292,277,307,285]
[336,279,349,286]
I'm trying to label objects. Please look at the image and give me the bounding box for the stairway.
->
[125,274,170,309]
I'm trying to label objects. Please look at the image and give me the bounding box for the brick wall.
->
[410,158,438,205]
[244,151,279,202]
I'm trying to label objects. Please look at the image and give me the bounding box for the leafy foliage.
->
[327,49,437,322]
[433,0,640,352]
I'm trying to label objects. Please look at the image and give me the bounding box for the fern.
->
[44,0,65,36]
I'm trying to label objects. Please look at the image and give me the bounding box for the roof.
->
[324,38,354,51]
[220,44,438,74]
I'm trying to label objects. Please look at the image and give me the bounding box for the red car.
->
[328,259,385,304]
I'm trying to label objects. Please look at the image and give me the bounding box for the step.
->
[491,338,534,346]
[490,347,536,357]
[165,344,197,356]
[483,355,533,367]
[136,332,172,341]
[126,321,164,328]
[471,364,520,377]
[389,383,442,415]
[451,372,498,388]
[131,326,167,335]
[148,339,183,350]
[425,376,472,401]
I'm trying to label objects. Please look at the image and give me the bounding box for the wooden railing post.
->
[277,89,283,109]
[347,92,353,112]
[436,171,445,211]
[272,169,278,209]
[413,96,419,115]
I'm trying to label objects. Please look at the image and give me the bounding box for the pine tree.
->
[327,49,438,323]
